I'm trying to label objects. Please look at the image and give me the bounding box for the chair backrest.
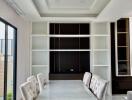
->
[83,72,92,88]
[19,81,34,100]
[37,73,47,92]
[90,74,108,100]
[27,76,40,97]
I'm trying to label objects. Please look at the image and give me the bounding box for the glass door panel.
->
[0,21,5,100]
[6,25,15,100]
[0,19,17,100]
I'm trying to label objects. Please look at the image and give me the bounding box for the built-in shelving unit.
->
[115,18,130,76]
[31,21,111,98]
[91,22,111,98]
[31,22,49,80]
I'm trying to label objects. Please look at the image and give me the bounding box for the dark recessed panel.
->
[59,51,79,73]
[80,38,90,49]
[50,51,55,73]
[55,24,59,34]
[59,38,79,49]
[50,51,60,73]
[50,38,59,49]
[79,51,90,72]
[117,34,127,46]
[50,23,54,34]
[117,19,128,32]
[50,38,54,49]
[54,52,60,73]
[50,51,90,74]
[80,24,90,34]
[118,61,130,75]
[118,47,127,60]
[60,24,79,34]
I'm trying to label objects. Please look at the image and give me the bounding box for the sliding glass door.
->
[0,20,6,100]
[0,18,17,100]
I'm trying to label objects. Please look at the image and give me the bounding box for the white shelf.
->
[50,49,91,51]
[32,34,91,37]
[118,46,128,47]
[117,32,128,34]
[93,65,110,67]
[117,75,131,77]
[32,49,49,51]
[93,49,109,51]
[32,65,48,67]
[32,34,48,37]
[92,35,110,37]
[32,49,91,51]
[49,35,91,37]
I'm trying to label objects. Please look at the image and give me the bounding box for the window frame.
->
[0,17,17,100]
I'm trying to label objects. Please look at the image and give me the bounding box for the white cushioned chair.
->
[83,72,92,88]
[37,73,47,92]
[20,81,34,100]
[27,76,40,97]
[90,74,108,100]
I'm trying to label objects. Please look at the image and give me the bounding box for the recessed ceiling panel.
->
[32,0,110,17]
[46,0,96,9]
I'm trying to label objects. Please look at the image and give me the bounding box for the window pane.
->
[0,21,5,99]
[7,25,15,100]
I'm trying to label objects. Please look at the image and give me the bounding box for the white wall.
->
[0,0,32,99]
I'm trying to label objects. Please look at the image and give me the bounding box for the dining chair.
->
[27,76,40,97]
[37,73,47,92]
[19,81,34,100]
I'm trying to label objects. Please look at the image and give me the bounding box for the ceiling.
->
[32,0,109,17]
[5,0,132,22]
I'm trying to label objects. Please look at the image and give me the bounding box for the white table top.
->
[37,80,97,100]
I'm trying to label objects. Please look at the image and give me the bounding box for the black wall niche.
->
[49,23,90,80]
[50,23,90,35]
[50,51,90,74]
[50,37,90,49]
